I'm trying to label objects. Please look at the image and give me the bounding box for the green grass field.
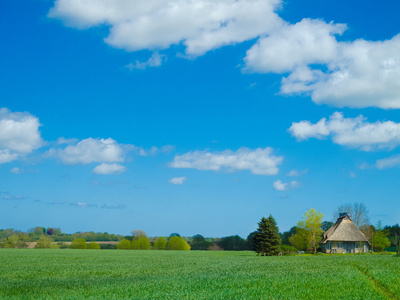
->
[1,249,399,299]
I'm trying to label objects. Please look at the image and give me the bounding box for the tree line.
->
[1,202,399,254]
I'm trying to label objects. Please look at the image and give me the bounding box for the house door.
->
[345,243,354,253]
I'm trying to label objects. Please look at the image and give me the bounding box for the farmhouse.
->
[320,213,370,253]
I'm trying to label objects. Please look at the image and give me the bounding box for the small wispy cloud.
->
[92,163,126,175]
[10,167,21,174]
[100,204,127,210]
[169,177,187,185]
[125,53,166,71]
[376,154,400,169]
[10,167,39,174]
[273,180,301,191]
[2,193,27,200]
[287,169,308,177]
[139,145,174,156]
[70,202,97,208]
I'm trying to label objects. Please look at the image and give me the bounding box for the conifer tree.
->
[254,215,281,256]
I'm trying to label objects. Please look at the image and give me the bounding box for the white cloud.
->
[169,177,187,185]
[169,147,283,175]
[48,1,400,109]
[48,0,283,56]
[376,155,400,169]
[244,19,346,74]
[48,137,135,164]
[57,137,79,145]
[287,169,308,177]
[289,112,400,151]
[0,150,19,164]
[273,179,301,191]
[0,108,43,163]
[92,163,127,175]
[126,52,166,70]
[139,145,175,156]
[244,18,400,109]
[76,202,95,208]
[10,167,21,174]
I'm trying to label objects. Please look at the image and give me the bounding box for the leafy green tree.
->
[289,227,308,251]
[281,227,297,246]
[391,233,400,255]
[30,227,45,237]
[169,233,180,237]
[297,208,324,254]
[70,238,87,249]
[218,235,247,251]
[5,235,19,248]
[116,239,131,250]
[372,221,391,252]
[254,215,281,256]
[191,234,212,250]
[35,236,56,249]
[131,236,150,250]
[321,221,334,232]
[87,242,101,249]
[166,236,190,250]
[153,237,167,250]
[246,231,257,250]
[137,236,151,250]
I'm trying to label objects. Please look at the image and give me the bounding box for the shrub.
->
[167,236,191,251]
[57,242,69,249]
[70,238,87,249]
[100,243,116,250]
[87,242,101,249]
[116,239,131,250]
[35,236,55,249]
[153,237,167,250]
[131,237,150,250]
[280,245,298,256]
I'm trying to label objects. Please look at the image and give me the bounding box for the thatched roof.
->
[320,215,369,244]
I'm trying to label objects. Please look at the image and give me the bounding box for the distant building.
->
[320,213,369,253]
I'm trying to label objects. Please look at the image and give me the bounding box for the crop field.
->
[0,249,399,299]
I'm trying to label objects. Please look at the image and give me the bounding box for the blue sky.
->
[1,0,400,237]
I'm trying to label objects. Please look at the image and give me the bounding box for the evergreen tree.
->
[254,215,281,256]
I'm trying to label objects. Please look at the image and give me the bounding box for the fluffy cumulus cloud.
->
[273,180,301,191]
[289,112,400,151]
[245,18,400,109]
[92,163,127,175]
[47,137,135,164]
[0,108,43,163]
[244,19,346,74]
[48,0,283,56]
[169,147,283,175]
[48,1,400,108]
[169,177,187,185]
